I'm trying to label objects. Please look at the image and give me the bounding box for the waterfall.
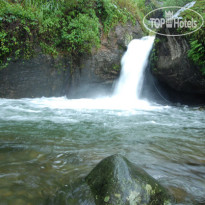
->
[114,36,155,102]
[14,36,156,111]
[173,1,196,19]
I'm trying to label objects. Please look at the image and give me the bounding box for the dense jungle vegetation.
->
[0,0,204,72]
[182,0,205,74]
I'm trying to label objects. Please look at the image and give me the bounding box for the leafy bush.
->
[188,39,205,73]
[161,0,193,7]
[61,13,100,53]
[0,0,142,68]
[0,0,38,68]
[179,0,205,74]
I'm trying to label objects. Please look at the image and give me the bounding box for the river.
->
[0,97,205,204]
[0,36,205,205]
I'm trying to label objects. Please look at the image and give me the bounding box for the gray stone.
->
[150,28,205,95]
[0,53,70,98]
[0,21,143,99]
[68,21,144,98]
[47,155,174,205]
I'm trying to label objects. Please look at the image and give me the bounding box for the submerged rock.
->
[48,154,174,205]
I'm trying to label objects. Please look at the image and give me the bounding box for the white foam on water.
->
[173,1,196,19]
[0,36,159,112]
[114,36,155,101]
[15,36,157,111]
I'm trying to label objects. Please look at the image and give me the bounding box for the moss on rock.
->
[49,154,175,205]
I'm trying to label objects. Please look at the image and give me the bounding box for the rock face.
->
[0,21,143,99]
[151,28,205,95]
[68,21,144,98]
[0,54,70,98]
[48,154,174,205]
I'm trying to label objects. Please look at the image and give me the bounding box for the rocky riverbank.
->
[0,22,143,99]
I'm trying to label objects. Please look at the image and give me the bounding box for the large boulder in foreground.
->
[48,154,174,205]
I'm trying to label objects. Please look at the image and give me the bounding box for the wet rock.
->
[46,180,95,205]
[68,21,144,98]
[0,22,143,99]
[167,186,188,204]
[0,53,70,98]
[48,154,174,205]
[86,154,174,205]
[150,28,205,96]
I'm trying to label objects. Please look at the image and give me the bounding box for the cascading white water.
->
[6,36,156,111]
[114,36,155,101]
[28,36,156,110]
[173,1,196,19]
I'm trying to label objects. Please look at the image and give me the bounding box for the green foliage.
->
[0,0,143,69]
[61,13,100,53]
[150,38,160,72]
[133,0,161,33]
[40,42,58,56]
[188,39,205,73]
[102,0,130,32]
[112,63,120,71]
[161,0,193,7]
[0,0,38,68]
[179,0,205,74]
[89,0,138,33]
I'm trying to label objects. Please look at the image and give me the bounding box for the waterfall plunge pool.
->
[0,97,205,204]
[0,36,205,204]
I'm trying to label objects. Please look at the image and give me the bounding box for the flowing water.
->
[0,37,205,205]
[173,1,196,19]
[114,36,154,100]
